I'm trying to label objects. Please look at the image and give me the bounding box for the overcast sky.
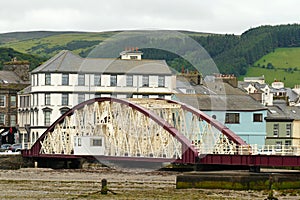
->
[0,0,299,34]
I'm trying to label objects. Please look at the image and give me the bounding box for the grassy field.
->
[244,47,300,88]
[254,47,300,69]
[0,31,209,58]
[243,67,300,88]
[0,32,115,56]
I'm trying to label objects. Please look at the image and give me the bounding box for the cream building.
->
[18,50,175,144]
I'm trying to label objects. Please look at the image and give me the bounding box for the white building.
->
[18,50,175,144]
[239,81,273,106]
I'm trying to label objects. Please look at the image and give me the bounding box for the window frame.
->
[10,95,16,107]
[78,93,85,104]
[44,111,51,126]
[94,74,101,86]
[142,75,149,87]
[78,74,85,86]
[0,113,5,125]
[0,95,6,107]
[126,75,133,87]
[45,73,51,85]
[61,93,69,106]
[10,114,16,126]
[110,75,117,86]
[45,93,51,106]
[90,138,103,147]
[158,76,165,87]
[253,113,263,122]
[273,123,279,137]
[286,124,292,137]
[62,73,69,85]
[225,113,240,124]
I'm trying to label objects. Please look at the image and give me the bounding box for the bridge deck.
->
[199,154,300,167]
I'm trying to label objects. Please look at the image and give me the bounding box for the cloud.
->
[0,0,299,34]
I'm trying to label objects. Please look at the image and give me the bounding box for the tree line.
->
[1,24,300,76]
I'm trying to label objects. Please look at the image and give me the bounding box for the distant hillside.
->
[1,24,300,80]
[0,31,87,44]
[0,47,45,71]
[243,47,300,87]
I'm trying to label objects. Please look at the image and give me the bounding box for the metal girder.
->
[30,97,247,162]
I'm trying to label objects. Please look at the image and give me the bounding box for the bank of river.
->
[0,168,299,199]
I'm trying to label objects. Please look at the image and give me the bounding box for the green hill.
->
[1,24,300,87]
[243,47,300,87]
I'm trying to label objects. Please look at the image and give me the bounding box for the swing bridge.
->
[21,98,300,170]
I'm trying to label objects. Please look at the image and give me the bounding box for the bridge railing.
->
[198,145,300,156]
[238,145,300,156]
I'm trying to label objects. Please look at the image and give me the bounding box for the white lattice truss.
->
[40,99,237,158]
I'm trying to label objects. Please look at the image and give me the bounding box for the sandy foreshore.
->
[0,167,298,199]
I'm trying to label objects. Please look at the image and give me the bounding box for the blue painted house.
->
[174,83,267,146]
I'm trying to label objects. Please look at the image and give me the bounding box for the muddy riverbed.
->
[0,167,299,199]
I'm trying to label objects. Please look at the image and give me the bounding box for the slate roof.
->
[177,79,245,95]
[175,94,267,111]
[32,50,172,75]
[266,103,300,121]
[0,71,29,84]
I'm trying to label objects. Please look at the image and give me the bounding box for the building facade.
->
[18,50,176,144]
[0,59,30,145]
[265,103,300,147]
[174,75,267,146]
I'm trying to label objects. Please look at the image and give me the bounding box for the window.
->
[0,95,6,107]
[130,56,138,60]
[126,75,133,86]
[45,73,51,85]
[78,94,85,104]
[225,113,240,124]
[0,113,5,125]
[95,93,101,98]
[110,75,117,86]
[78,74,85,86]
[94,74,101,86]
[273,124,279,137]
[78,138,82,146]
[286,124,291,137]
[62,74,69,85]
[44,111,51,126]
[91,138,102,146]
[142,95,149,98]
[126,94,133,98]
[186,89,195,94]
[10,115,16,126]
[45,93,51,105]
[276,141,282,150]
[59,107,70,115]
[158,95,164,99]
[10,96,16,107]
[32,75,35,86]
[253,113,263,122]
[62,93,69,106]
[158,76,165,87]
[285,140,291,146]
[142,75,149,87]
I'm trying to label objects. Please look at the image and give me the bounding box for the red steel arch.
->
[23,97,199,163]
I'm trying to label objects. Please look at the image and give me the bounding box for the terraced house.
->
[265,101,300,148]
[0,59,30,145]
[18,49,176,144]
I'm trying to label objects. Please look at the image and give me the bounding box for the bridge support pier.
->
[249,166,260,173]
